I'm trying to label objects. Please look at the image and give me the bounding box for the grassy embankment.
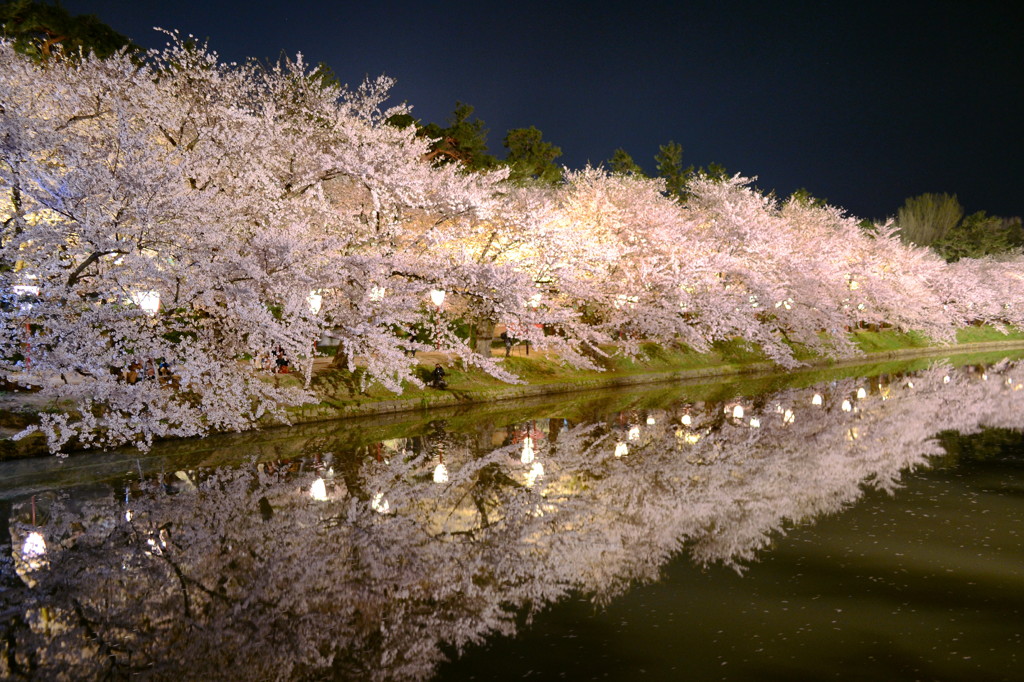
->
[2,326,1024,461]
[297,325,1024,418]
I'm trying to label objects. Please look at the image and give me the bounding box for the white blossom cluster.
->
[3,37,1023,453]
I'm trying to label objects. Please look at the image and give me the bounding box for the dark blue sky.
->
[62,0,1023,220]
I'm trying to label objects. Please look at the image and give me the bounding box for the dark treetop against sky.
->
[61,0,1022,221]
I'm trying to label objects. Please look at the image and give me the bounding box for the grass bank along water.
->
[290,326,1024,420]
[3,326,1024,462]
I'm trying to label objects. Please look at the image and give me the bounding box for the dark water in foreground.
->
[440,440,1024,681]
[1,356,1023,680]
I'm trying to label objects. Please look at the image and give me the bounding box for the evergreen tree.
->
[420,102,497,170]
[503,126,562,184]
[607,148,646,176]
[0,0,137,61]
[654,140,691,201]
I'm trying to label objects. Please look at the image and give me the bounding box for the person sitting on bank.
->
[430,363,447,389]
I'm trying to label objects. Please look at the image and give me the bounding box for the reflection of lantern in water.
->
[614,442,629,457]
[520,436,535,464]
[433,461,449,484]
[524,460,545,487]
[21,531,47,571]
[22,532,46,559]
[628,425,640,441]
[310,477,328,501]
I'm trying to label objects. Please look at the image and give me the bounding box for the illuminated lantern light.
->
[22,532,46,559]
[614,442,629,457]
[782,409,795,424]
[628,425,640,441]
[521,436,535,464]
[525,460,545,487]
[429,289,446,307]
[943,375,950,384]
[433,463,449,484]
[684,433,701,444]
[646,416,656,425]
[732,404,744,419]
[310,477,328,501]
[369,285,386,302]
[856,387,867,400]
[811,393,823,406]
[371,492,390,514]
[842,400,853,412]
[681,414,692,426]
[749,417,761,428]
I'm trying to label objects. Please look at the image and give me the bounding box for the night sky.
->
[59,0,1023,221]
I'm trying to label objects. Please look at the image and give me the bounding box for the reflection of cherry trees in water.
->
[4,362,1024,680]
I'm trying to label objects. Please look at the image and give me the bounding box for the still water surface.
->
[1,355,1023,680]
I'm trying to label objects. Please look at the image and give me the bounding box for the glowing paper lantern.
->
[433,463,449,484]
[310,477,328,501]
[520,436,535,464]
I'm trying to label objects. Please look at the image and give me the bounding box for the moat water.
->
[1,353,1022,680]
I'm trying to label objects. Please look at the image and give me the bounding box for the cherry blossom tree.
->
[4,34,1024,456]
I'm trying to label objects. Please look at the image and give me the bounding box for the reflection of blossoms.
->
[3,361,1024,680]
